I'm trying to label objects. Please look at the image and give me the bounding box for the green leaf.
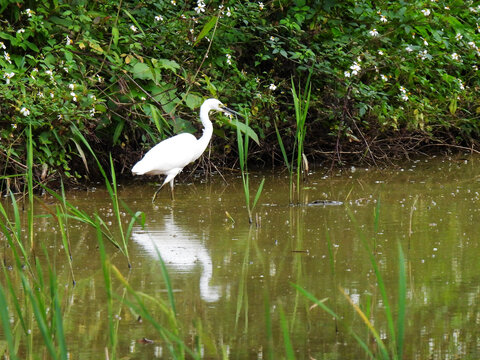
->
[232,120,259,145]
[131,62,153,80]
[113,119,125,145]
[156,58,180,73]
[25,41,39,52]
[112,26,119,47]
[194,16,218,46]
[185,93,203,110]
[449,98,457,115]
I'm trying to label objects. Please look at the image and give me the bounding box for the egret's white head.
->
[201,98,242,117]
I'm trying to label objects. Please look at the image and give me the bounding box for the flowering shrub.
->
[1,0,480,186]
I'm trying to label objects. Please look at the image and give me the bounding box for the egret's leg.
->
[152,182,166,203]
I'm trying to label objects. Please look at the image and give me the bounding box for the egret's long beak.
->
[220,104,244,118]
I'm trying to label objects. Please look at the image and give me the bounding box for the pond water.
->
[2,156,480,359]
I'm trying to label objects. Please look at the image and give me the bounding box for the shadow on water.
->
[2,156,480,358]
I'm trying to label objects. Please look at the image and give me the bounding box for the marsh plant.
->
[295,208,407,359]
[275,74,312,204]
[236,114,265,224]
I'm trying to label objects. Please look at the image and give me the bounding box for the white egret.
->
[132,98,241,201]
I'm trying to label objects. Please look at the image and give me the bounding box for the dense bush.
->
[1,0,480,188]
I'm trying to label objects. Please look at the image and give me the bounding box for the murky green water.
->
[2,156,480,359]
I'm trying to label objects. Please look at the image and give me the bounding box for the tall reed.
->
[236,115,265,224]
[275,74,312,204]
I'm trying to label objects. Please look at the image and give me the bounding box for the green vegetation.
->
[236,114,265,224]
[0,1,479,357]
[2,1,480,191]
[295,213,407,359]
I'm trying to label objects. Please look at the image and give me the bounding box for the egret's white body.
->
[132,98,239,201]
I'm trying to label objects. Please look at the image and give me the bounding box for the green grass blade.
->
[236,119,245,171]
[252,178,265,210]
[27,125,34,250]
[50,271,68,359]
[194,15,218,46]
[397,243,406,359]
[56,205,75,285]
[273,120,291,173]
[292,283,337,319]
[279,306,295,359]
[21,275,58,359]
[153,246,177,316]
[350,331,376,359]
[0,284,18,360]
[96,217,117,357]
[339,287,390,360]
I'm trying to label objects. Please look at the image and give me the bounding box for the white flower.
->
[451,52,461,61]
[418,49,428,60]
[70,92,77,102]
[130,25,137,32]
[421,9,431,16]
[194,0,206,14]
[468,41,477,49]
[259,2,264,10]
[0,42,5,49]
[171,0,176,5]
[458,79,465,90]
[11,123,17,129]
[20,107,30,116]
[399,87,408,98]
[226,53,232,65]
[69,83,75,90]
[406,45,414,52]
[66,35,73,46]
[380,15,387,23]
[25,8,34,17]
[422,38,428,46]
[89,94,97,101]
[17,28,25,34]
[4,72,14,84]
[344,71,351,78]
[369,28,379,37]
[226,7,232,17]
[269,83,277,91]
[455,33,463,41]
[38,91,44,98]
[50,92,54,98]
[4,51,11,64]
[378,50,384,55]
[473,65,478,71]
[90,108,95,117]
[350,62,361,75]
[380,74,388,81]
[155,15,163,21]
[270,36,276,41]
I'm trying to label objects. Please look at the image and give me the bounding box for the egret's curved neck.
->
[196,106,214,158]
